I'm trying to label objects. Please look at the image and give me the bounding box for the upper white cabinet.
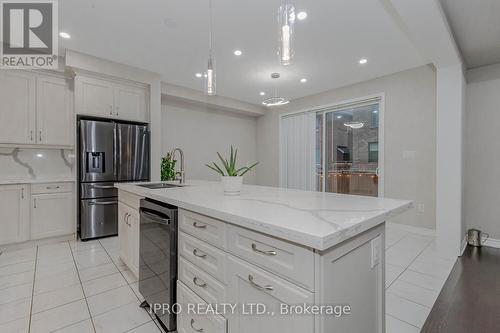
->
[75,75,149,123]
[0,71,36,144]
[75,76,114,118]
[114,83,148,122]
[0,184,29,245]
[0,70,73,147]
[36,76,73,146]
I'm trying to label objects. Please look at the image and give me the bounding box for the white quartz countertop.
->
[115,180,412,251]
[0,177,76,185]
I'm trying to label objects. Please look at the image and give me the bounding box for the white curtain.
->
[279,112,317,191]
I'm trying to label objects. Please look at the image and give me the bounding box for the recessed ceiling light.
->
[36,153,44,158]
[195,73,202,78]
[297,12,307,20]
[259,92,266,96]
[233,49,242,56]
[359,58,368,65]
[59,32,71,39]
[336,115,342,119]
[300,78,307,83]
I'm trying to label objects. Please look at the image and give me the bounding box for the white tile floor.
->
[385,225,456,333]
[0,225,456,333]
[0,237,162,333]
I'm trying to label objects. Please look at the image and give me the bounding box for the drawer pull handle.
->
[190,319,204,332]
[193,249,207,258]
[251,243,277,256]
[193,221,207,229]
[248,275,274,291]
[46,186,60,190]
[193,277,207,288]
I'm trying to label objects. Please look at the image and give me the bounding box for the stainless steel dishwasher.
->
[138,199,178,332]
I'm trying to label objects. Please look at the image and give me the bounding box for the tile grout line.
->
[386,290,432,309]
[385,237,441,328]
[386,313,421,330]
[385,238,434,290]
[68,241,97,333]
[98,239,161,331]
[27,246,38,333]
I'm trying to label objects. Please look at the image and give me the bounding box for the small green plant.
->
[206,146,258,177]
[161,153,177,181]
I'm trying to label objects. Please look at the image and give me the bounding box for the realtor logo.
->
[0,0,58,68]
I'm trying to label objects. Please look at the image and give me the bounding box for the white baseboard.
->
[386,222,436,237]
[0,233,76,253]
[483,238,500,249]
[460,236,468,256]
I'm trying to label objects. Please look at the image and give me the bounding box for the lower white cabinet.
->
[0,182,74,246]
[118,201,140,277]
[225,255,314,333]
[177,209,385,333]
[177,281,227,333]
[31,192,73,240]
[0,185,29,245]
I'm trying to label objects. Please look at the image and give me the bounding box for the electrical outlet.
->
[371,236,381,268]
[417,203,425,213]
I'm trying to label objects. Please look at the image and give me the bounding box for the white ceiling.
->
[440,0,500,69]
[59,0,426,105]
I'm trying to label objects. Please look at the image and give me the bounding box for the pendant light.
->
[278,0,295,65]
[205,0,216,95]
[262,73,290,107]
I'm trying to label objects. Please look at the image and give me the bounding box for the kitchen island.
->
[115,180,412,333]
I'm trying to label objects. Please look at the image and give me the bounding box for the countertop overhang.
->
[115,180,412,251]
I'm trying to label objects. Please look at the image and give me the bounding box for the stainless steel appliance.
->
[139,199,178,332]
[78,119,150,240]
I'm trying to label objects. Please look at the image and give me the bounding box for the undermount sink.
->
[137,183,183,189]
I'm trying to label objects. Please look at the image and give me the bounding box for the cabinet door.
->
[114,84,148,122]
[0,71,36,144]
[225,256,314,333]
[118,202,130,266]
[31,192,73,239]
[36,76,73,146]
[0,185,29,245]
[75,76,114,118]
[128,209,140,278]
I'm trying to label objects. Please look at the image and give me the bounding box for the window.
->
[368,142,378,163]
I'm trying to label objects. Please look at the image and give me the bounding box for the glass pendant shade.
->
[205,56,216,96]
[278,2,295,65]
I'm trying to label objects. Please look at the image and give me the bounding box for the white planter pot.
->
[221,176,243,196]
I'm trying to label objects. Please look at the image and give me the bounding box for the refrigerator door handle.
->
[90,185,115,189]
[88,201,117,206]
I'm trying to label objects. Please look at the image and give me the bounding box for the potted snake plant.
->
[205,146,258,195]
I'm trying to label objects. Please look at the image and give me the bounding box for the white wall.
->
[257,65,437,229]
[436,64,466,257]
[161,97,258,184]
[465,63,500,240]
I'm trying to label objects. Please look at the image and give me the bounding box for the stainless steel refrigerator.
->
[78,119,150,241]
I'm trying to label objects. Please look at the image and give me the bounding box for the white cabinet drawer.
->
[32,182,73,194]
[179,256,226,306]
[179,209,225,248]
[226,224,315,291]
[177,281,226,333]
[225,255,314,333]
[179,231,226,283]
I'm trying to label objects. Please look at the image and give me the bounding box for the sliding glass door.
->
[317,100,381,197]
